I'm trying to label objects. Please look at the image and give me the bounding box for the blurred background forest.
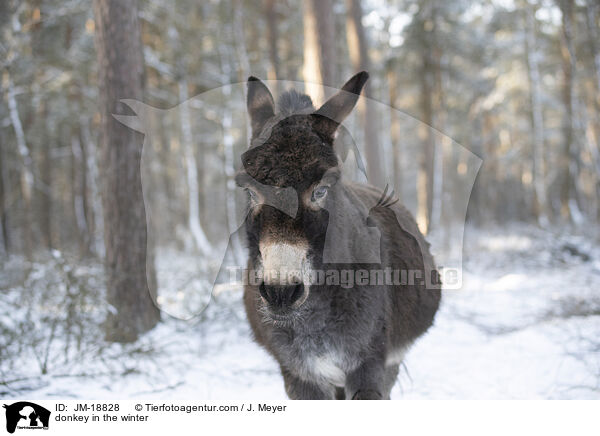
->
[1,0,599,398]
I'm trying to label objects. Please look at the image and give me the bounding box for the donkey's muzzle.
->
[259,282,305,312]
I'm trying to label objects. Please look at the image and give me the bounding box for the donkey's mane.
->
[374,185,399,209]
[277,89,315,116]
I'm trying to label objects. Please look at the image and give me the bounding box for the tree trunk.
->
[70,126,91,256]
[178,78,212,256]
[265,0,280,94]
[93,0,160,342]
[415,4,438,235]
[431,42,446,231]
[0,127,8,257]
[223,7,248,266]
[585,1,600,220]
[346,0,384,188]
[525,3,549,226]
[39,104,53,250]
[6,73,34,259]
[79,112,103,256]
[302,0,336,105]
[222,84,245,266]
[387,67,402,200]
[586,1,600,96]
[417,61,435,235]
[233,0,251,83]
[558,0,579,222]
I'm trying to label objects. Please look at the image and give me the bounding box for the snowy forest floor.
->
[1,224,599,399]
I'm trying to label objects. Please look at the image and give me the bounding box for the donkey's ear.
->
[312,71,369,140]
[247,76,275,136]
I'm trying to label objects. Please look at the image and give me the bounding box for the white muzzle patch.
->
[259,241,312,286]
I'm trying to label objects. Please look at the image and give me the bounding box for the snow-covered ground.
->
[2,225,599,399]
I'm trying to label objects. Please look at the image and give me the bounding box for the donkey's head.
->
[236,72,369,319]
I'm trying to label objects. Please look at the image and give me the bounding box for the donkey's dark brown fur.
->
[238,72,441,399]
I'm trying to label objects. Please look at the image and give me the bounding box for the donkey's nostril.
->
[259,281,269,301]
[260,282,305,310]
[289,283,304,306]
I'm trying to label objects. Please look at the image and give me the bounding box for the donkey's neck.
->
[320,182,381,265]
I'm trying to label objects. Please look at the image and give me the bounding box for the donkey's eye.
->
[311,186,328,202]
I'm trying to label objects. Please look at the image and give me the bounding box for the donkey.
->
[237,71,441,399]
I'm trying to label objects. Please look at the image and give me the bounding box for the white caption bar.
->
[0,400,596,436]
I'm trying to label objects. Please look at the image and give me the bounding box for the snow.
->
[1,224,599,399]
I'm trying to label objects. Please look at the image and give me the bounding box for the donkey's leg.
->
[281,368,334,400]
[345,358,386,400]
